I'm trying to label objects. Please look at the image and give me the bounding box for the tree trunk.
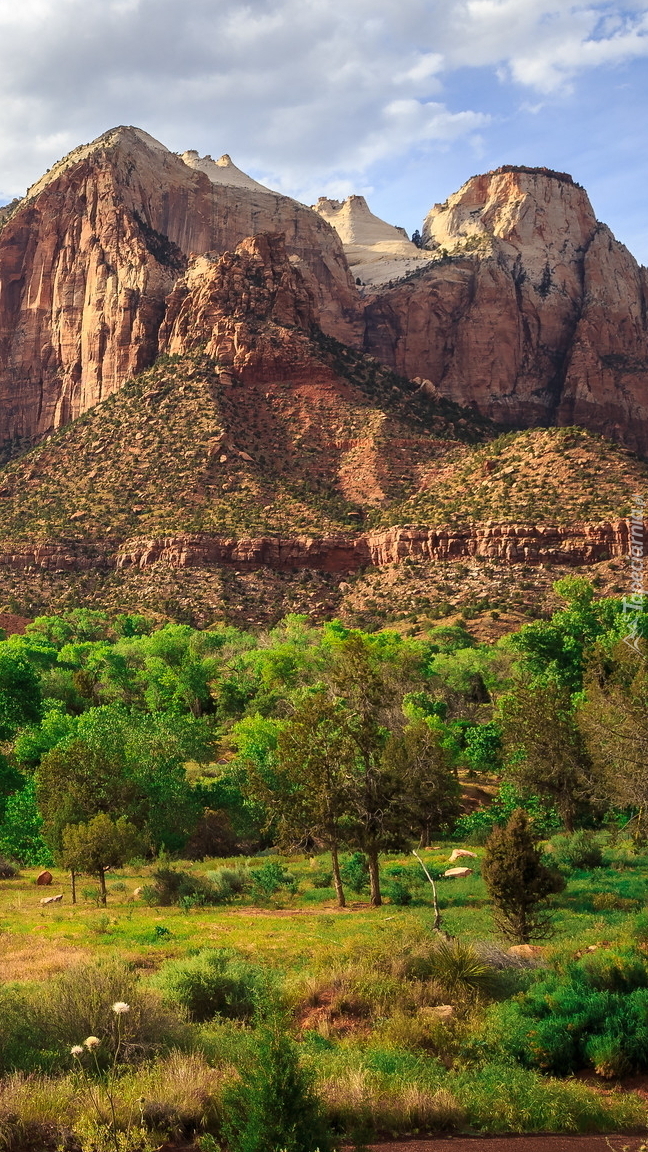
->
[330,842,346,908]
[98,868,107,906]
[419,826,430,849]
[70,869,76,905]
[367,846,381,907]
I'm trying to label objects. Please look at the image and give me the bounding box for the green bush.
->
[551,831,604,871]
[632,909,648,943]
[454,783,560,844]
[205,867,251,901]
[310,869,333,889]
[249,860,297,897]
[153,949,265,1022]
[0,857,18,878]
[339,852,369,894]
[386,881,412,906]
[474,947,648,1076]
[142,867,217,907]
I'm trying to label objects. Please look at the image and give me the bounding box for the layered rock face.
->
[364,166,648,455]
[0,519,636,575]
[0,126,359,448]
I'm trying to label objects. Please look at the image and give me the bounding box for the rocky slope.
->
[0,126,360,454]
[363,165,648,455]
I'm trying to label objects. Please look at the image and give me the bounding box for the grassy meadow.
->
[1,840,648,1150]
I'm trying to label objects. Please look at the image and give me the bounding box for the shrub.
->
[386,881,412,906]
[632,909,648,943]
[474,947,648,1077]
[205,867,251,902]
[454,783,560,844]
[47,960,186,1064]
[223,1018,332,1152]
[142,867,217,907]
[591,892,639,911]
[153,949,265,1022]
[0,858,18,878]
[551,831,604,871]
[249,860,297,897]
[339,852,369,894]
[310,869,334,889]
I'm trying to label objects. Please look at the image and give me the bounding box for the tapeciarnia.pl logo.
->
[622,493,645,654]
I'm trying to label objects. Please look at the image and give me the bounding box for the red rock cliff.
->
[363,166,648,455]
[0,126,360,448]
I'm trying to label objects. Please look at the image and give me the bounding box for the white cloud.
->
[0,0,646,201]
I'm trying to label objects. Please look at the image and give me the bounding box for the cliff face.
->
[158,232,318,385]
[0,519,636,575]
[0,126,360,449]
[363,166,648,454]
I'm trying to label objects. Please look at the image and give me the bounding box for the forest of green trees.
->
[0,575,645,905]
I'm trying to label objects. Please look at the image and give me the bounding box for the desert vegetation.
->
[0,578,647,1147]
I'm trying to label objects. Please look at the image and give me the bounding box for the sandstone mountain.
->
[2,131,648,459]
[0,126,360,454]
[364,165,648,455]
[0,229,642,603]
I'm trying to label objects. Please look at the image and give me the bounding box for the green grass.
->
[1,843,647,1144]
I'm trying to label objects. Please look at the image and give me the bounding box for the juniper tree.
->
[481,808,564,942]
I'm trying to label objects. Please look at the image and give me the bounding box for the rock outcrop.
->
[363,166,648,455]
[158,232,318,384]
[0,519,637,575]
[0,126,360,450]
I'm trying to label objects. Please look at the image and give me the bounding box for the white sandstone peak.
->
[313,194,434,287]
[181,150,274,194]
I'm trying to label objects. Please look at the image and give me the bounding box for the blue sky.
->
[1,1,647,261]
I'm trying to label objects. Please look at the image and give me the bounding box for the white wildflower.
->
[112,1001,130,1015]
[70,1045,84,1056]
[84,1036,101,1049]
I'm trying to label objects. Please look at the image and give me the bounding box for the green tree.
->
[36,739,138,857]
[61,814,142,905]
[482,808,564,942]
[256,693,352,906]
[0,648,42,739]
[510,577,620,692]
[381,718,461,847]
[499,679,593,831]
[578,638,648,840]
[326,635,399,906]
[0,777,52,866]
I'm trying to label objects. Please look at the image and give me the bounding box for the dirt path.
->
[363,1137,645,1152]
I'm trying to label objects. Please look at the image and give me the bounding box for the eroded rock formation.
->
[0,519,638,575]
[0,126,360,448]
[363,166,648,454]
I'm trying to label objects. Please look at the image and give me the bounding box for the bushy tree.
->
[61,814,142,904]
[381,718,461,847]
[499,679,593,831]
[482,808,564,942]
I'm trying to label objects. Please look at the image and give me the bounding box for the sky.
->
[1,0,648,260]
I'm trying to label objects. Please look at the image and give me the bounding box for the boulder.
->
[444,867,473,878]
[448,849,478,862]
[40,893,63,905]
[419,1004,455,1022]
[36,870,53,886]
[508,944,545,960]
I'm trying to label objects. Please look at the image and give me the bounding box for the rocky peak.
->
[314,194,433,287]
[159,232,318,382]
[0,125,361,451]
[180,149,274,194]
[422,165,598,274]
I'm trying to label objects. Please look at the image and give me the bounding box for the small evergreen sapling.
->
[481,808,564,942]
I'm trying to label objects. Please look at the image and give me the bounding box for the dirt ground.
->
[363,1138,646,1152]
